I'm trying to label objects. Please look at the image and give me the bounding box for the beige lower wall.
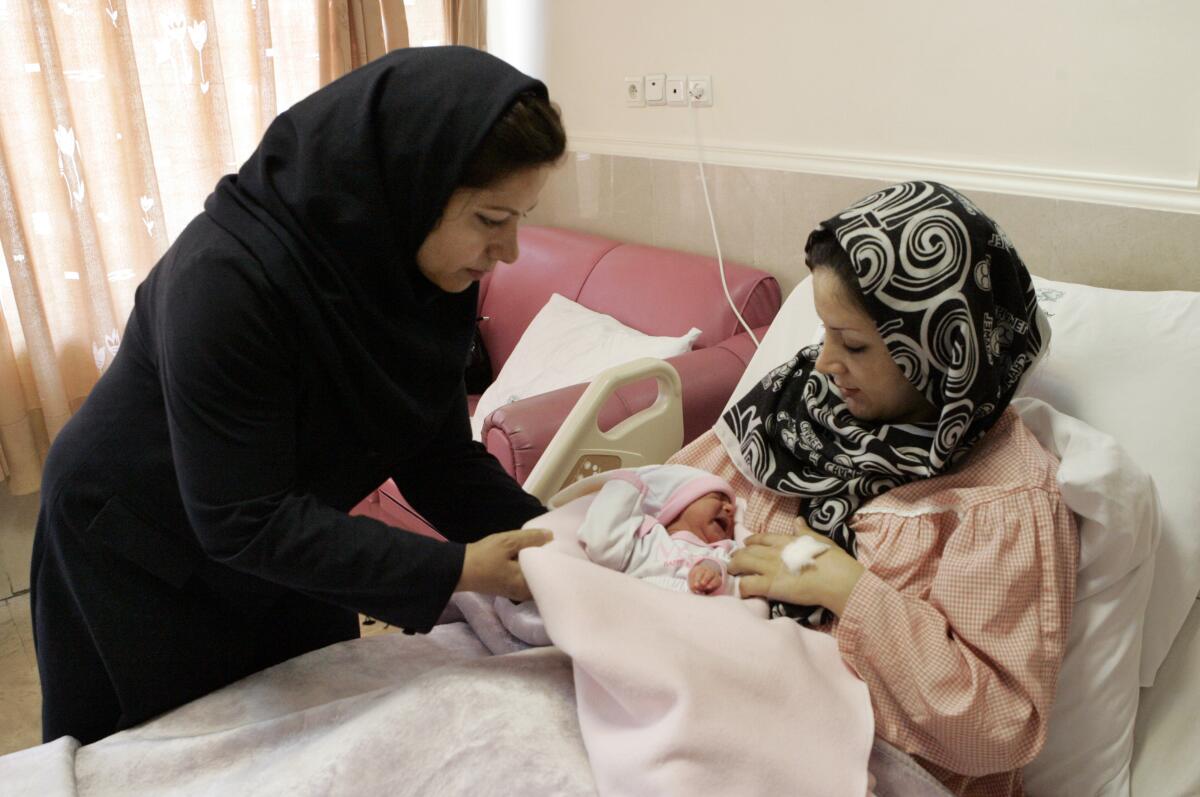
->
[529,152,1200,296]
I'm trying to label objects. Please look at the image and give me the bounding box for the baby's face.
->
[667,492,735,544]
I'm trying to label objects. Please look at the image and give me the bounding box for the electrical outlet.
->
[666,75,687,106]
[687,75,712,107]
[624,76,645,107]
[645,73,666,106]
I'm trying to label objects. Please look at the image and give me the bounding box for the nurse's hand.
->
[456,528,553,602]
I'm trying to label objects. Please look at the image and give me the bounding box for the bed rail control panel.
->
[560,454,623,489]
[524,357,684,505]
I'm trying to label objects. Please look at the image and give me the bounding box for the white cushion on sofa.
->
[471,294,700,440]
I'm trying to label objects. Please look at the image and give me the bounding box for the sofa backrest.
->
[478,226,783,374]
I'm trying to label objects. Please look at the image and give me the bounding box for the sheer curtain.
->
[0,0,410,494]
[318,0,410,86]
[443,0,486,49]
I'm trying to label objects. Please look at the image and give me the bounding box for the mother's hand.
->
[729,519,864,616]
[456,528,553,602]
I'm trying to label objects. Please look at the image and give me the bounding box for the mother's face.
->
[416,165,551,293]
[810,268,937,425]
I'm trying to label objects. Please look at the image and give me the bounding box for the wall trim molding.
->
[568,133,1200,216]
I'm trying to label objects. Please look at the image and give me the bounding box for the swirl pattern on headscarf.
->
[715,181,1049,626]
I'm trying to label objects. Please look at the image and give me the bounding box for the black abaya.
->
[31,47,547,745]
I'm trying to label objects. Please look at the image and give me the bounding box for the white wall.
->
[490,0,1200,213]
[486,0,548,81]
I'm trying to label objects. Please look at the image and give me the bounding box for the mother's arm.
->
[834,490,1077,776]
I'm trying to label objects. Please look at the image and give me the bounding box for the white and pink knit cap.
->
[603,464,735,537]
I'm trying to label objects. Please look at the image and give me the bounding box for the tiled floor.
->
[0,594,40,756]
[0,487,44,756]
[0,490,39,599]
[0,601,393,757]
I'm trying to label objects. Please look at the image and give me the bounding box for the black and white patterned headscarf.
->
[715,181,1050,625]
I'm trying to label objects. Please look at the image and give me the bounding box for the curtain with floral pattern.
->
[0,0,408,494]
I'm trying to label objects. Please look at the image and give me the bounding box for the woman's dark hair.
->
[458,91,566,188]
[804,227,869,311]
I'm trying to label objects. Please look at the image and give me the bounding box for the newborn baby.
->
[486,465,751,649]
[574,464,745,596]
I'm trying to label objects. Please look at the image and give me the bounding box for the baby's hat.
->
[624,464,734,536]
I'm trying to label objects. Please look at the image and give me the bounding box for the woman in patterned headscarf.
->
[672,181,1078,796]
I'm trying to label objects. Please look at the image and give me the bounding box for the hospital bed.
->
[2,263,1197,795]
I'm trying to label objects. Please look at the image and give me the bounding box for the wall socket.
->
[687,75,712,107]
[624,76,645,107]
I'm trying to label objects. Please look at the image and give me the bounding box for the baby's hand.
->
[687,560,723,595]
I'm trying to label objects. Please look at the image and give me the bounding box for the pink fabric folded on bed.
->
[520,540,875,796]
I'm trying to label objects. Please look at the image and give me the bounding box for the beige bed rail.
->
[521,358,684,505]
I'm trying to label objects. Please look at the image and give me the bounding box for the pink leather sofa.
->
[353,225,782,534]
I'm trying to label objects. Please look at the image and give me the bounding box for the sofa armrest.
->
[482,329,767,486]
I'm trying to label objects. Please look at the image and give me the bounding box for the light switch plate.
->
[666,75,687,106]
[645,73,666,105]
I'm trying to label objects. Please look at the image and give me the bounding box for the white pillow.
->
[1022,276,1200,685]
[471,294,701,440]
[725,277,820,413]
[1013,397,1158,797]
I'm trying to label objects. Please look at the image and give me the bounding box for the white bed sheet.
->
[0,624,594,797]
[1131,598,1200,796]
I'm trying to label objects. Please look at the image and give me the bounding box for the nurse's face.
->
[416,165,551,293]
[811,268,937,425]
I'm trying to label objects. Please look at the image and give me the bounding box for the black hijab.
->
[203,46,547,451]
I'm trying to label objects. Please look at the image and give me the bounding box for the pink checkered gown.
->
[670,408,1078,797]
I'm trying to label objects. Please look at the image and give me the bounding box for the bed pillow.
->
[725,277,821,412]
[471,294,701,440]
[1021,277,1200,685]
[1012,397,1158,797]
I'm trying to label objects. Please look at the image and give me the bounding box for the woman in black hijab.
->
[30,46,566,746]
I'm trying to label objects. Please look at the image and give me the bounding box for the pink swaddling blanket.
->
[519,497,875,797]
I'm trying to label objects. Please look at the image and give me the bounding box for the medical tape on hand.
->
[781,536,830,573]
